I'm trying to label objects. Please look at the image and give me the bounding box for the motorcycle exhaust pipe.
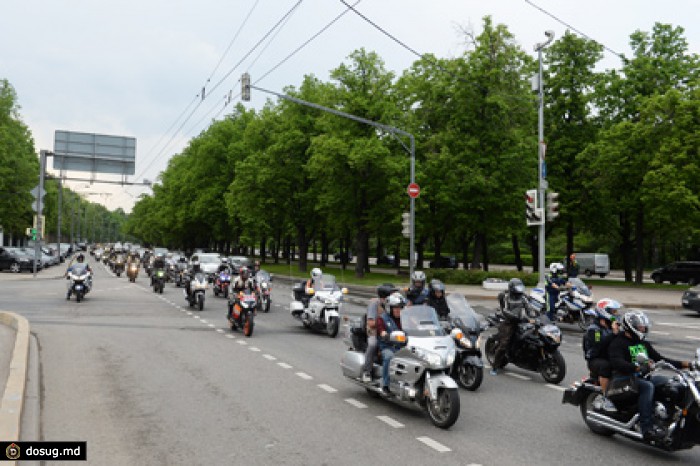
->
[586,412,642,440]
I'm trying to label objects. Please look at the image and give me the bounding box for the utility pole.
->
[535,30,554,286]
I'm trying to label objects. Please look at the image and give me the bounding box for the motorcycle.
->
[113,255,126,277]
[485,312,566,384]
[185,272,208,310]
[290,273,347,337]
[227,291,257,337]
[341,305,461,429]
[529,277,594,330]
[152,268,166,294]
[563,350,700,451]
[444,294,488,391]
[255,270,272,313]
[66,264,91,303]
[126,262,139,282]
[213,270,232,298]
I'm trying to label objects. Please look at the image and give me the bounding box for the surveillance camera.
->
[545,30,554,39]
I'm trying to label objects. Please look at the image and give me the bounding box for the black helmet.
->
[77,254,85,262]
[621,311,650,342]
[376,283,397,299]
[507,278,525,300]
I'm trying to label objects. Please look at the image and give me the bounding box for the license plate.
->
[682,299,689,304]
[75,285,83,290]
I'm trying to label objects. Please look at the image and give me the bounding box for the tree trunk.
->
[320,231,328,267]
[417,236,426,270]
[481,232,489,272]
[259,237,266,262]
[471,232,483,270]
[434,232,442,266]
[460,233,471,270]
[635,206,645,284]
[512,234,523,272]
[394,240,401,271]
[376,237,382,266]
[620,213,633,282]
[566,219,574,271]
[297,224,308,273]
[354,229,369,278]
[529,232,539,273]
[364,234,371,274]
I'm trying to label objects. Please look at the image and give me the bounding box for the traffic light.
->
[401,212,411,238]
[525,189,543,226]
[241,73,251,101]
[30,228,37,241]
[547,191,560,221]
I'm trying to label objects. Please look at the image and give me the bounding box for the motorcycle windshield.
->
[71,264,89,276]
[255,271,270,282]
[568,278,591,296]
[445,294,481,332]
[315,274,340,292]
[399,306,445,337]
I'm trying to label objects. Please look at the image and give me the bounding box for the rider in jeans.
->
[361,284,396,383]
[376,292,406,394]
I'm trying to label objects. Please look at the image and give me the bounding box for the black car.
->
[0,247,37,273]
[682,286,700,313]
[377,254,399,266]
[429,256,458,269]
[334,251,353,262]
[650,261,700,285]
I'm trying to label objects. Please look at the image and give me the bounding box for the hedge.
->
[426,269,539,287]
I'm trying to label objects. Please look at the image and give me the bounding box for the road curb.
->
[0,311,30,442]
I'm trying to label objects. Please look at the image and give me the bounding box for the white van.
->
[575,253,610,278]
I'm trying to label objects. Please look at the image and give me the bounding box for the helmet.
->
[507,278,525,300]
[429,279,445,294]
[549,262,565,275]
[77,254,85,262]
[311,268,322,280]
[221,258,229,264]
[387,292,406,309]
[596,299,623,319]
[240,267,249,279]
[621,311,651,342]
[411,270,426,287]
[191,260,201,272]
[156,252,165,259]
[376,283,397,299]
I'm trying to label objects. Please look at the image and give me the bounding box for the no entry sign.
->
[407,183,420,198]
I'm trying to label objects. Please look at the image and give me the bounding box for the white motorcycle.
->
[290,273,347,337]
[529,277,594,330]
[66,264,92,303]
[185,272,208,310]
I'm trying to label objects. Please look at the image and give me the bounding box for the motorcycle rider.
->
[361,283,397,383]
[608,311,696,442]
[377,292,406,394]
[491,278,535,375]
[184,259,203,300]
[427,279,450,319]
[406,270,429,305]
[567,253,580,278]
[64,253,92,299]
[582,300,622,409]
[229,267,256,320]
[545,262,569,321]
[150,252,167,286]
[303,268,323,308]
[217,258,232,274]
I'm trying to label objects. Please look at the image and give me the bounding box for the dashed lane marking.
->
[651,331,671,336]
[416,437,451,453]
[225,335,235,339]
[296,372,313,380]
[318,384,337,393]
[546,384,566,392]
[237,340,248,345]
[377,416,404,428]
[249,347,261,352]
[277,362,293,369]
[345,398,367,409]
[187,312,193,316]
[263,354,277,361]
[216,329,224,333]
[200,319,208,324]
[207,324,215,328]
[193,315,201,319]
[505,372,531,381]
[686,336,700,341]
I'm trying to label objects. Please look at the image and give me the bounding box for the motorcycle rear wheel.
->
[540,350,566,384]
[455,363,483,391]
[425,387,460,429]
[581,392,615,436]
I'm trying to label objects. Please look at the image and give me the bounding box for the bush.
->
[427,269,538,287]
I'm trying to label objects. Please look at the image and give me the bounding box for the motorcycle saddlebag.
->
[561,383,591,407]
[292,282,306,302]
[606,377,639,405]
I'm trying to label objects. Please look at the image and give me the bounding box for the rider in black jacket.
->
[491,278,535,375]
[427,279,450,319]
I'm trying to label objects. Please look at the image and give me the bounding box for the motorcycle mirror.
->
[696,348,700,362]
[341,287,349,294]
[269,274,274,281]
[636,353,649,364]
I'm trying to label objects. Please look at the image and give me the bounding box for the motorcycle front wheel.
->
[425,387,460,429]
[540,350,566,384]
[327,316,339,338]
[197,294,204,311]
[243,312,254,337]
[264,299,270,313]
[484,336,498,367]
[455,362,483,391]
[76,291,83,303]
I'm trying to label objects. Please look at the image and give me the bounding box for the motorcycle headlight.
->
[414,347,443,368]
[459,337,472,349]
[446,348,456,367]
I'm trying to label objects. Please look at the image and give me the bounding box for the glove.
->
[689,361,700,371]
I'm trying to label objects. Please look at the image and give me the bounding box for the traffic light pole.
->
[33,151,47,277]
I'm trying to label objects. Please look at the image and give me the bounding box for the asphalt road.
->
[1,261,700,465]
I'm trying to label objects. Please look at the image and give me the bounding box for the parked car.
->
[650,261,700,285]
[377,254,399,266]
[0,247,37,273]
[429,256,458,269]
[682,286,700,313]
[333,251,353,262]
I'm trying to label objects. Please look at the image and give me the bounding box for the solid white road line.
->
[651,331,671,336]
[263,354,277,361]
[345,398,367,409]
[546,384,566,392]
[277,362,293,369]
[318,384,337,393]
[296,372,313,380]
[416,437,451,453]
[377,416,404,428]
[686,336,700,341]
[505,372,531,381]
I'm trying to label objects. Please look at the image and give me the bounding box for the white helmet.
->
[387,292,406,309]
[411,270,426,287]
[311,268,322,280]
[549,262,565,275]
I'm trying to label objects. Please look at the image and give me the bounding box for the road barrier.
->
[0,311,30,442]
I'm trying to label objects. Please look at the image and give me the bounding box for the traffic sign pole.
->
[33,151,47,277]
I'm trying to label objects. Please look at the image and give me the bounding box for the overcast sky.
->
[2,0,698,212]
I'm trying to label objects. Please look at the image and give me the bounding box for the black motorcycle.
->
[485,312,566,384]
[563,351,700,451]
[444,294,488,391]
[152,268,166,294]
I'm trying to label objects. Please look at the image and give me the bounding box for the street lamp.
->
[534,30,554,286]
